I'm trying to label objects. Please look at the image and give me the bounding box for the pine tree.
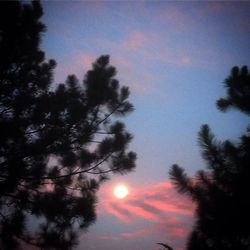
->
[169,66,250,250]
[217,66,250,115]
[0,1,136,249]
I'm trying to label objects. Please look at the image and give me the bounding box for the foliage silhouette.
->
[157,242,174,250]
[169,66,250,250]
[0,1,136,249]
[217,66,250,115]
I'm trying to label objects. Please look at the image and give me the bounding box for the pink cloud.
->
[103,202,132,223]
[123,215,183,237]
[53,52,97,83]
[99,181,194,221]
[181,56,192,65]
[171,227,187,237]
[110,52,157,96]
[119,218,190,250]
[121,202,159,220]
[78,53,95,71]
[112,55,131,69]
[115,31,194,68]
[121,31,159,55]
[121,31,150,51]
[145,199,192,216]
[82,181,194,250]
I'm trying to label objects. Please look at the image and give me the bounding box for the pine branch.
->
[18,152,114,180]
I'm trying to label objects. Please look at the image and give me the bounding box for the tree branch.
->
[93,104,121,130]
[19,152,114,180]
[87,166,120,174]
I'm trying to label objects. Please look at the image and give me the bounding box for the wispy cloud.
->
[120,31,159,52]
[96,181,194,248]
[100,181,193,221]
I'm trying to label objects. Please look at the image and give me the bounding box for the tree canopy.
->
[0,1,136,249]
[169,66,250,250]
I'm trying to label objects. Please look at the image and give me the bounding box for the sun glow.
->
[113,185,129,199]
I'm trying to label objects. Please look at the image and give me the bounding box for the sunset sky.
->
[41,1,250,250]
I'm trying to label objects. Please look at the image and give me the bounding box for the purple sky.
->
[41,1,250,250]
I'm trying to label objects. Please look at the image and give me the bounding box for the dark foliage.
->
[0,1,136,249]
[169,66,250,250]
[217,66,250,115]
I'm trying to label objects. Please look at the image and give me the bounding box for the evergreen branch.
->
[18,152,114,180]
[93,104,122,130]
[86,166,120,174]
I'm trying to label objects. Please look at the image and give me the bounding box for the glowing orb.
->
[113,185,128,199]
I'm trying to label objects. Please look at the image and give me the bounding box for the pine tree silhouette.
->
[0,1,136,249]
[169,66,250,250]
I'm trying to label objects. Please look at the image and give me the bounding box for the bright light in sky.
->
[113,185,129,199]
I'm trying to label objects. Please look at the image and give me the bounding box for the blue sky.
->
[41,1,250,250]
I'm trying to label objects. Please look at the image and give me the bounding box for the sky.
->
[40,1,250,250]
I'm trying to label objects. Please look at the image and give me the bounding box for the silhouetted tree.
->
[0,1,136,249]
[169,66,250,250]
[217,66,250,115]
